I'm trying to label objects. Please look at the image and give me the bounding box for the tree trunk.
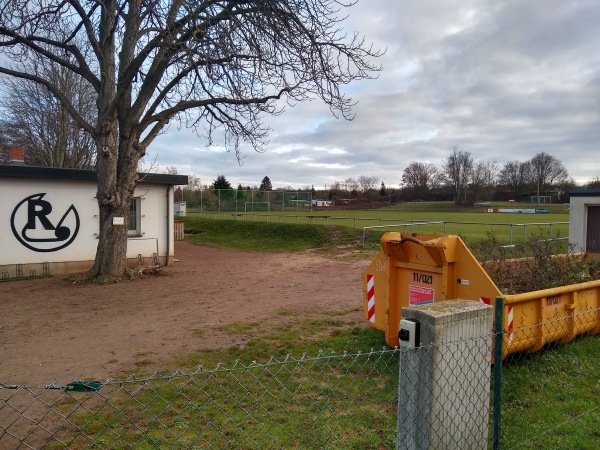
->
[90,199,130,279]
[87,119,138,279]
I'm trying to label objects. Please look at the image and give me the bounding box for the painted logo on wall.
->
[10,193,80,252]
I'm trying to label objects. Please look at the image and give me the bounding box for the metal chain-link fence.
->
[499,307,600,449]
[1,308,599,449]
[1,350,399,449]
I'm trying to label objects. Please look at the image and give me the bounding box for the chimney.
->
[9,148,25,165]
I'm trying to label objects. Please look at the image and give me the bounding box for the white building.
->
[0,150,188,276]
[569,189,600,253]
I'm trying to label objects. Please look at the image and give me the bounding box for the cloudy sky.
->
[148,0,600,189]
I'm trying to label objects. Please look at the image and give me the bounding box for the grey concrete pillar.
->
[397,300,493,450]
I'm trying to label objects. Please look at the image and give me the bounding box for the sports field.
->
[187,201,570,246]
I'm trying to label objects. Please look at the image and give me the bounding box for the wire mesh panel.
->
[1,350,399,449]
[499,308,600,449]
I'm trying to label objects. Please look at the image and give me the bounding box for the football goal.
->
[530,196,552,204]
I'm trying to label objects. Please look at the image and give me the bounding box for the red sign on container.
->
[409,285,435,306]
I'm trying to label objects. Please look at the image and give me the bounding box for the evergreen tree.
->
[380,181,387,196]
[212,174,233,190]
[260,176,273,191]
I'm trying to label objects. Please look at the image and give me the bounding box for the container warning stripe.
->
[367,274,375,323]
[507,306,514,343]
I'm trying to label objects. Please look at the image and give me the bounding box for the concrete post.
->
[397,300,493,450]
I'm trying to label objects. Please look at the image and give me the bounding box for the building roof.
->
[568,189,600,197]
[0,164,188,186]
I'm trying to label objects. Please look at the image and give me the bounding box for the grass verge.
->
[182,216,380,253]
[499,335,600,449]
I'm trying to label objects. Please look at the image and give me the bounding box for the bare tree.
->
[401,161,441,200]
[344,177,359,196]
[530,152,569,200]
[187,174,201,190]
[0,60,96,168]
[0,1,381,278]
[498,160,532,199]
[587,177,600,189]
[442,146,473,205]
[357,175,379,194]
[469,160,498,202]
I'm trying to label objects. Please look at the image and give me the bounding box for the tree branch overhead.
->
[0,0,381,277]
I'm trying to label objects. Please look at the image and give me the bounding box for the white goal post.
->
[530,196,552,204]
[245,202,271,212]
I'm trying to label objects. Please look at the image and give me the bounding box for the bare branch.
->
[0,66,94,134]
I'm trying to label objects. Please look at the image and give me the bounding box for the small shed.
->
[569,189,600,253]
[0,152,188,276]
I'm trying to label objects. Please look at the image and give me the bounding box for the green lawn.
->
[185,200,569,246]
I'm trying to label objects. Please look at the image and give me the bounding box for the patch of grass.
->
[134,359,155,367]
[217,321,264,334]
[330,306,362,316]
[174,318,372,370]
[499,335,600,448]
[58,324,397,449]
[183,217,361,252]
[193,328,205,338]
[277,308,299,316]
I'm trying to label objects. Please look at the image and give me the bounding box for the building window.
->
[128,197,141,236]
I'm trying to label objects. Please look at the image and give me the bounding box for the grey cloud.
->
[151,0,600,187]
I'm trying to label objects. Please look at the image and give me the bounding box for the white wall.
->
[0,177,174,272]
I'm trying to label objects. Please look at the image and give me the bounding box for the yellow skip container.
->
[363,233,600,357]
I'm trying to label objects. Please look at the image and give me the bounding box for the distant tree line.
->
[396,147,574,205]
[167,147,591,207]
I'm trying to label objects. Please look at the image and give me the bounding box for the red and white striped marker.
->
[367,274,375,323]
[507,306,514,343]
[480,297,491,305]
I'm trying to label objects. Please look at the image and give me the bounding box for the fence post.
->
[493,296,504,450]
[397,300,494,450]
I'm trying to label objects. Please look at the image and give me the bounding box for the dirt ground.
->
[0,241,369,385]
